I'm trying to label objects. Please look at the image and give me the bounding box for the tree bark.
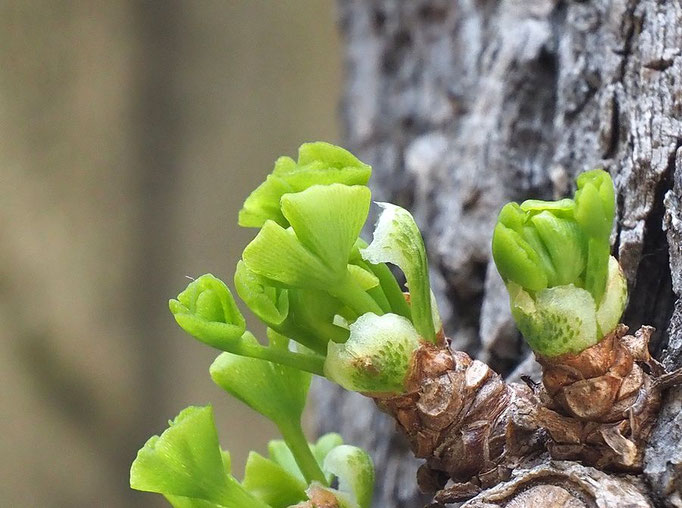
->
[315,1,682,506]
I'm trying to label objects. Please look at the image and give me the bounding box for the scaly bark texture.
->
[316,1,682,506]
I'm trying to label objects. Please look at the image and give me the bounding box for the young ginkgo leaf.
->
[210,343,327,485]
[242,185,370,289]
[242,221,334,290]
[243,184,381,315]
[279,184,371,277]
[239,142,371,228]
[209,339,310,427]
[234,260,289,326]
[528,211,586,286]
[130,406,266,507]
[325,313,420,393]
[595,256,628,336]
[361,202,437,342]
[574,169,616,305]
[242,452,308,508]
[321,445,375,508]
[508,282,598,357]
[169,274,246,352]
[492,219,549,291]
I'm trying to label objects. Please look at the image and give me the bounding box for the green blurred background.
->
[0,2,341,506]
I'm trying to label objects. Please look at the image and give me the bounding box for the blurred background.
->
[0,2,341,506]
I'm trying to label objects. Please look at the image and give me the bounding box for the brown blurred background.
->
[0,2,341,506]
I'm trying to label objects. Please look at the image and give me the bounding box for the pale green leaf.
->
[242,221,336,290]
[529,211,586,286]
[509,283,598,356]
[325,313,419,393]
[595,256,628,336]
[210,345,311,426]
[281,184,370,275]
[234,260,289,326]
[361,202,436,341]
[130,406,266,507]
[323,445,375,508]
[169,274,245,350]
[242,452,307,508]
[238,143,371,229]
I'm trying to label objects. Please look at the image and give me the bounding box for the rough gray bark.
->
[315,1,682,506]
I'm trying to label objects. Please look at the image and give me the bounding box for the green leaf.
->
[520,198,575,218]
[210,346,326,485]
[280,184,371,276]
[268,439,305,482]
[297,142,371,174]
[508,282,599,356]
[322,445,375,508]
[529,211,586,286]
[242,452,308,508]
[238,143,371,228]
[234,260,289,326]
[169,275,246,350]
[130,406,266,507]
[361,202,437,342]
[575,169,616,304]
[312,433,344,473]
[239,171,294,228]
[492,221,549,291]
[347,263,380,291]
[243,184,381,316]
[595,256,628,336]
[210,343,310,426]
[235,261,336,352]
[242,221,336,290]
[325,313,420,393]
[574,169,615,239]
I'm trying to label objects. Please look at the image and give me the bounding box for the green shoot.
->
[492,169,627,356]
[361,202,437,342]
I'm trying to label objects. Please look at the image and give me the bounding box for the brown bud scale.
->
[370,325,682,503]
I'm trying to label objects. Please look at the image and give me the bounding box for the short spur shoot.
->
[492,169,682,471]
[132,143,682,507]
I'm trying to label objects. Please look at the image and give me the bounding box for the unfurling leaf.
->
[242,184,370,290]
[169,274,245,350]
[575,169,616,305]
[239,142,371,228]
[209,337,310,427]
[242,451,308,508]
[361,203,437,342]
[210,344,327,484]
[130,406,266,507]
[321,445,375,508]
[325,313,420,393]
[234,260,289,326]
[507,255,627,356]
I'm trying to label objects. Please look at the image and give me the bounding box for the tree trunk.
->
[315,1,682,506]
